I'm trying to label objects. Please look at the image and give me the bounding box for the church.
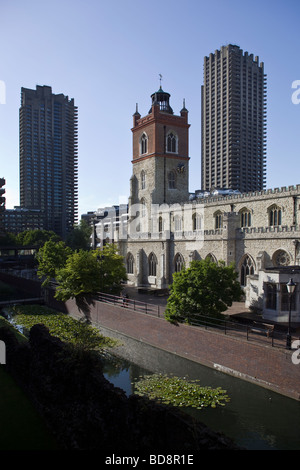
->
[93,86,300,325]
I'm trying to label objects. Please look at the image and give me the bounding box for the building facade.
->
[92,86,300,324]
[19,85,78,239]
[201,44,267,193]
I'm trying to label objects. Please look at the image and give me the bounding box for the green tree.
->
[164,259,243,324]
[97,244,128,295]
[36,240,72,287]
[16,229,60,247]
[66,220,92,251]
[54,244,127,302]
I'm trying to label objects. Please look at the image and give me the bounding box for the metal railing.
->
[95,292,300,350]
[95,292,164,317]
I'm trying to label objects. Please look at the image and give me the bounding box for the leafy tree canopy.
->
[54,244,127,302]
[165,259,243,324]
[36,240,72,287]
[15,229,60,247]
[66,219,92,251]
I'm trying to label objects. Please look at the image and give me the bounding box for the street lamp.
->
[286,278,296,349]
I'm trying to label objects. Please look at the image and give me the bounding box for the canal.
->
[101,329,300,451]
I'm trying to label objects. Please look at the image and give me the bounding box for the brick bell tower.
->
[129,85,190,223]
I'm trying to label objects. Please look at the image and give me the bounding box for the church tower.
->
[129,85,190,228]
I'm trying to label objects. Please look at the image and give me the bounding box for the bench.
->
[250,321,274,338]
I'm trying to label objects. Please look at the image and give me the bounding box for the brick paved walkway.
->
[63,295,300,401]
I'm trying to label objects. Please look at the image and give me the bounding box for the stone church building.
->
[93,87,300,324]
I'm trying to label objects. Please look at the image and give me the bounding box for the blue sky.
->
[0,0,299,218]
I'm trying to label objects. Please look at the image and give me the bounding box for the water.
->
[102,334,300,451]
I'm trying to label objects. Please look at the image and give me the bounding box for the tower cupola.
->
[149,87,173,114]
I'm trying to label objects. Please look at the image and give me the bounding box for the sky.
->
[0,0,299,219]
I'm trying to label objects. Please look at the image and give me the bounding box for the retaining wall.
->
[48,293,300,401]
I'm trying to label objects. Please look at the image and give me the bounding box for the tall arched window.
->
[158,216,164,232]
[174,215,182,231]
[240,255,255,287]
[192,212,202,230]
[268,205,282,226]
[126,253,134,274]
[148,252,157,276]
[141,170,146,190]
[168,171,176,189]
[214,211,223,229]
[240,208,251,228]
[174,253,184,272]
[166,131,177,153]
[205,253,217,264]
[140,133,148,155]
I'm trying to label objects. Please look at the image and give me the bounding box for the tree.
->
[66,220,92,251]
[164,259,243,324]
[36,239,72,287]
[16,229,60,247]
[97,244,128,295]
[54,244,127,302]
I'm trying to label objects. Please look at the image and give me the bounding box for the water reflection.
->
[102,342,300,451]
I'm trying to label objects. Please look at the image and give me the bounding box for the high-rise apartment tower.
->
[201,44,267,193]
[19,85,78,239]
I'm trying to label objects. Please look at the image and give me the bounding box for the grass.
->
[0,304,119,451]
[0,314,59,450]
[0,367,59,450]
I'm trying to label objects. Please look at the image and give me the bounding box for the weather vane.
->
[159,74,163,88]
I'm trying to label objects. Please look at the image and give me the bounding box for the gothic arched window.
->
[192,212,202,230]
[148,252,157,276]
[126,253,134,274]
[168,171,176,189]
[174,253,185,272]
[268,205,282,226]
[141,170,146,190]
[240,255,255,287]
[240,208,251,228]
[140,133,148,155]
[166,131,177,153]
[214,211,223,229]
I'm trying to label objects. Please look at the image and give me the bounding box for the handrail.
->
[95,292,299,350]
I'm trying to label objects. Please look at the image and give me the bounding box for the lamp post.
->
[286,278,296,349]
